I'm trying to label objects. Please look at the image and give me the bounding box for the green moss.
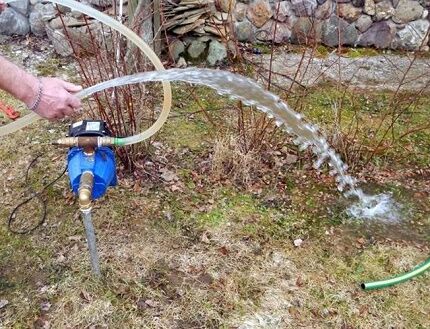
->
[343,47,380,58]
[36,58,62,76]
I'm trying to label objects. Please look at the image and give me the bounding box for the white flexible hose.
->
[0,0,172,144]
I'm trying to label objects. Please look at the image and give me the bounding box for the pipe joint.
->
[78,171,94,212]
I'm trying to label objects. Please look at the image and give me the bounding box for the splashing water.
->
[86,68,399,220]
[346,192,401,222]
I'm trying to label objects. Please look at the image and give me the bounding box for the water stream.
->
[83,68,399,220]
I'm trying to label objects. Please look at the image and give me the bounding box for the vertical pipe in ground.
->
[81,210,102,277]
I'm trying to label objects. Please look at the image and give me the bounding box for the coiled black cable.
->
[8,155,67,234]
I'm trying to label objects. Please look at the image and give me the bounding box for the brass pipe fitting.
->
[78,171,94,212]
[52,136,116,148]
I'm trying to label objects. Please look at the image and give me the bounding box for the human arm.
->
[0,56,82,120]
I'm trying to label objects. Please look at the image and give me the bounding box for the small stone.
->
[169,39,185,61]
[352,0,364,6]
[247,0,273,28]
[214,11,230,22]
[291,0,317,17]
[187,39,207,59]
[234,2,248,21]
[217,0,236,13]
[86,0,111,6]
[314,0,334,19]
[363,0,375,16]
[257,20,291,43]
[235,19,254,41]
[423,9,428,19]
[45,25,73,56]
[285,154,298,164]
[356,14,373,32]
[0,299,8,309]
[227,39,237,58]
[392,0,424,24]
[374,0,394,21]
[274,1,293,22]
[40,302,51,312]
[49,16,83,30]
[207,40,227,66]
[338,3,362,22]
[293,238,303,247]
[70,10,83,19]
[176,57,187,68]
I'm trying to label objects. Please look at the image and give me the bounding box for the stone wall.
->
[232,0,430,50]
[1,0,429,65]
[168,0,430,64]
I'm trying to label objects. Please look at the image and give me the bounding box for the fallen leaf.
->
[80,290,91,302]
[160,168,178,182]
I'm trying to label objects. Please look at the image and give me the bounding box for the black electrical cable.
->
[8,155,67,234]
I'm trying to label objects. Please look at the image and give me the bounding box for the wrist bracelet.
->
[28,78,43,112]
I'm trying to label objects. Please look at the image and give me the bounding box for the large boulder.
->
[358,21,396,48]
[0,8,30,35]
[9,0,29,16]
[393,0,424,24]
[29,10,45,36]
[322,16,358,47]
[247,0,273,28]
[32,3,57,22]
[392,19,430,50]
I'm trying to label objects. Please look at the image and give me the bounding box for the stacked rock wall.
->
[1,0,429,63]
[234,0,430,50]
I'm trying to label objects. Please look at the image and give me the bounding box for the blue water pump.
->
[66,120,117,199]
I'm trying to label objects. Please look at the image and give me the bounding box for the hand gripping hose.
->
[0,0,172,145]
[361,257,430,290]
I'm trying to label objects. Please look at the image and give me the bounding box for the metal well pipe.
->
[81,210,101,277]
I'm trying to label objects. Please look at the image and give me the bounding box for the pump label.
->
[72,121,83,128]
[86,122,101,131]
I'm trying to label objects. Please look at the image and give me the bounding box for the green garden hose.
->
[361,257,430,290]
